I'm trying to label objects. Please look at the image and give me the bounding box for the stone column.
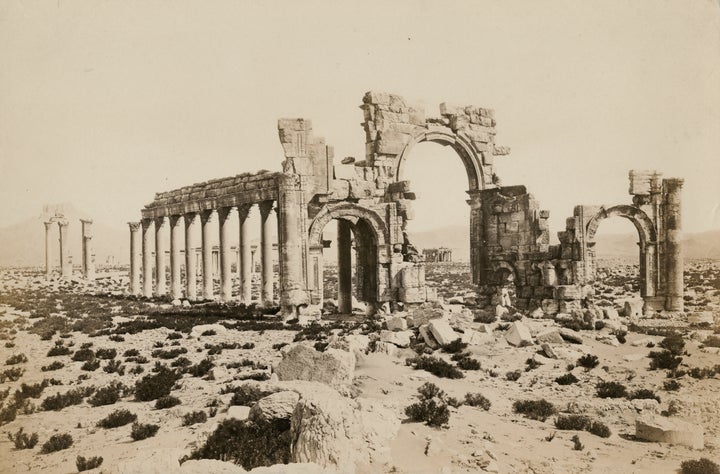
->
[200,210,216,300]
[128,222,141,295]
[238,205,252,304]
[664,178,684,311]
[218,207,234,302]
[141,218,154,297]
[44,222,53,280]
[259,201,275,306]
[467,192,483,285]
[337,219,352,314]
[58,220,71,278]
[169,215,183,301]
[154,216,168,297]
[80,219,95,280]
[184,212,198,301]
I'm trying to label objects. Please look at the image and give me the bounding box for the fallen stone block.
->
[635,414,704,449]
[374,341,399,357]
[379,329,412,348]
[428,319,459,346]
[275,344,355,389]
[226,405,251,420]
[190,323,228,338]
[624,300,644,318]
[385,316,408,331]
[505,321,533,347]
[249,391,299,424]
[541,343,558,359]
[603,307,620,320]
[558,328,583,344]
[418,325,439,349]
[536,329,565,344]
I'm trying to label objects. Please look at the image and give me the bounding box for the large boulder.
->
[635,415,704,449]
[275,344,355,390]
[428,319,459,346]
[249,391,300,424]
[505,321,533,347]
[535,329,565,344]
[418,325,439,349]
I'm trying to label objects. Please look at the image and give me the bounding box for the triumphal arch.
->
[129,92,684,315]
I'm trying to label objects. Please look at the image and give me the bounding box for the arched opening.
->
[397,139,474,298]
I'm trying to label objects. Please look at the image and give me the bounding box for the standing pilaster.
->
[44,222,53,280]
[184,213,198,301]
[80,219,95,280]
[467,191,483,285]
[58,220,71,278]
[141,219,154,297]
[259,201,275,306]
[337,219,352,314]
[663,178,684,311]
[200,210,216,300]
[238,205,252,304]
[169,215,183,301]
[128,222,141,295]
[218,207,234,302]
[154,216,168,297]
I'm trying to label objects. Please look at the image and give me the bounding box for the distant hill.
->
[409,225,720,261]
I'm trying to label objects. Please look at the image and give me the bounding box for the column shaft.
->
[128,222,141,295]
[218,207,233,302]
[664,179,684,311]
[80,219,95,280]
[44,222,53,280]
[141,219,154,297]
[154,216,168,297]
[58,222,71,278]
[337,219,352,313]
[184,213,198,301]
[259,201,275,306]
[169,215,183,300]
[238,206,252,304]
[201,210,215,300]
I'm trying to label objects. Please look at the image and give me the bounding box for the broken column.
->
[337,219,352,314]
[200,210,215,300]
[58,220,71,278]
[218,206,233,302]
[141,218,154,297]
[80,219,94,280]
[184,212,198,301]
[44,221,53,280]
[238,204,252,304]
[169,215,183,301]
[128,222,141,295]
[664,178,684,311]
[154,216,168,297]
[259,201,275,306]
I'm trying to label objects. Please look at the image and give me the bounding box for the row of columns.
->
[43,219,94,280]
[128,202,276,304]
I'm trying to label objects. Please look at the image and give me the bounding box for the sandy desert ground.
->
[0,260,718,473]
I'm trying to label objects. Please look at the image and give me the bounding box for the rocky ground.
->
[0,259,718,473]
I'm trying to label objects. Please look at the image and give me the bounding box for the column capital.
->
[57,219,69,228]
[237,204,252,222]
[44,221,54,229]
[80,218,94,225]
[154,215,168,227]
[258,200,274,219]
[169,214,183,226]
[217,206,234,221]
[200,208,216,223]
[128,222,141,232]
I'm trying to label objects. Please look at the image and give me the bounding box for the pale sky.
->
[1,0,719,237]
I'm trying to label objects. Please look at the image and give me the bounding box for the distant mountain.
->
[0,203,128,268]
[409,225,720,261]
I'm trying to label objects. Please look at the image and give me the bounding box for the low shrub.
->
[577,354,599,370]
[405,382,451,427]
[628,389,660,403]
[688,365,720,379]
[88,382,126,406]
[182,410,208,426]
[151,347,188,360]
[155,395,181,409]
[41,361,65,372]
[8,427,39,449]
[659,333,685,356]
[0,367,24,383]
[6,353,28,365]
[81,359,100,371]
[454,354,481,370]
[40,433,73,453]
[506,370,522,382]
[405,356,464,379]
[41,387,94,411]
[15,381,49,401]
[130,422,159,441]
[588,420,611,438]
[97,409,137,429]
[702,336,720,348]
[525,358,541,372]
[663,379,682,391]
[123,349,140,357]
[227,384,274,406]
[188,358,214,378]
[72,348,95,362]
[649,350,682,371]
[681,458,720,474]
[441,339,468,354]
[171,357,192,368]
[135,367,181,401]
[555,373,579,385]
[47,345,71,357]
[76,455,104,471]
[596,381,627,399]
[95,348,117,359]
[513,399,556,421]
[167,332,183,340]
[103,359,125,375]
[571,434,583,450]
[464,393,491,410]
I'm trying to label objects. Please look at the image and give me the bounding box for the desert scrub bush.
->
[88,382,127,406]
[200,329,216,336]
[40,433,73,453]
[596,381,627,398]
[512,399,556,421]
[505,370,522,382]
[554,414,611,438]
[129,365,144,375]
[525,358,541,372]
[151,347,188,360]
[613,330,627,344]
[576,354,599,370]
[663,379,682,391]
[571,434,583,450]
[76,455,104,471]
[103,359,125,375]
[688,365,720,379]
[41,387,94,411]
[188,358,214,378]
[167,332,183,340]
[72,348,95,362]
[405,356,463,379]
[648,350,682,371]
[628,389,660,403]
[8,427,39,449]
[184,417,292,470]
[171,357,192,368]
[41,361,65,372]
[182,410,208,426]
[464,393,491,410]
[659,332,685,355]
[456,356,481,371]
[123,349,140,357]
[46,345,71,357]
[404,382,451,427]
[226,384,275,406]
[81,359,100,371]
[555,373,579,385]
[95,348,117,360]
[702,336,720,348]
[0,367,24,383]
[441,338,468,354]
[155,395,181,409]
[6,353,28,365]
[134,366,182,401]
[97,409,137,429]
[130,422,159,441]
[14,381,50,401]
[109,334,125,342]
[681,458,720,474]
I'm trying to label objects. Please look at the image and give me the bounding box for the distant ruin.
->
[43,210,95,281]
[423,248,452,263]
[130,92,684,315]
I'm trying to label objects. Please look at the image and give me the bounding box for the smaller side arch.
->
[585,205,656,245]
[308,202,389,249]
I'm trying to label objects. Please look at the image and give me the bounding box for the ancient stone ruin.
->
[130,92,684,316]
[423,248,453,263]
[43,211,95,280]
